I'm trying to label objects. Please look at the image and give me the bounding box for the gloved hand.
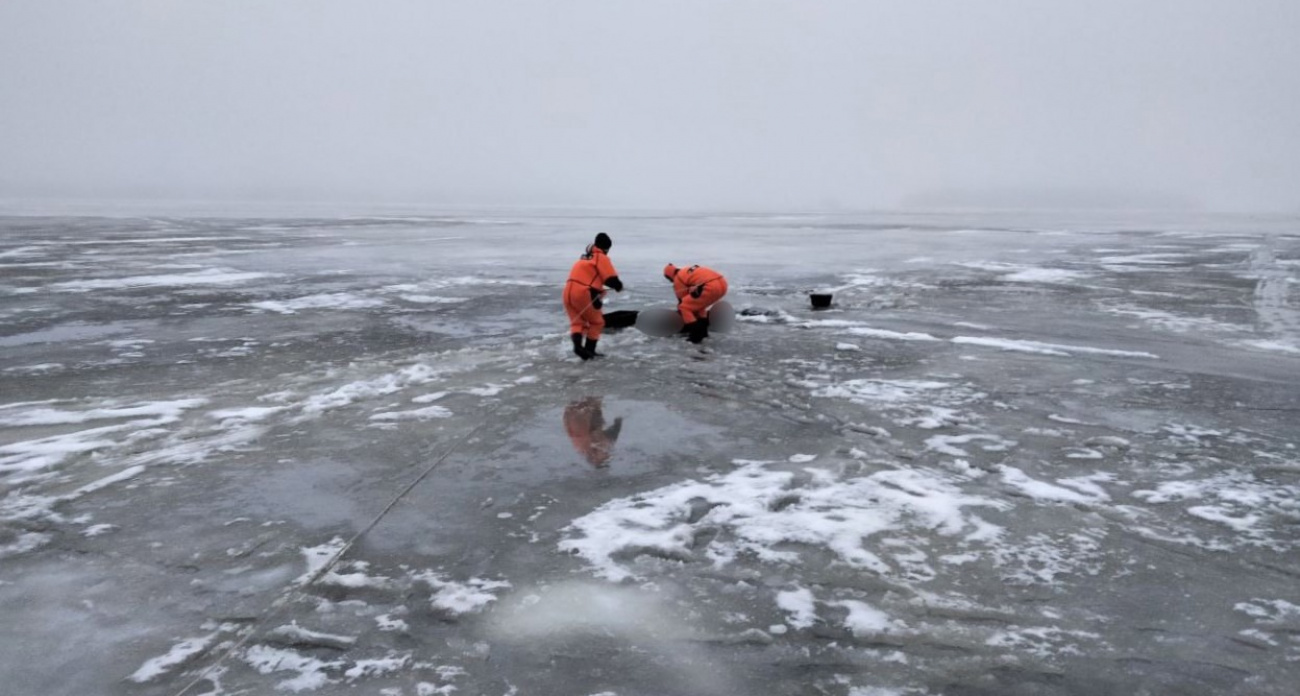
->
[592,297,603,309]
[689,285,703,299]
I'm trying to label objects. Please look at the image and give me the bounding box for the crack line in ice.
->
[168,404,505,696]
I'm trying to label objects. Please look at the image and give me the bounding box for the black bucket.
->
[810,293,833,310]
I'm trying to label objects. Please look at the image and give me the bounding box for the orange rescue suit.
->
[563,247,619,340]
[563,397,623,468]
[671,265,728,324]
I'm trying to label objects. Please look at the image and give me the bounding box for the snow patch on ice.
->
[370,405,453,421]
[848,688,915,696]
[344,653,411,681]
[1098,253,1188,269]
[319,561,395,590]
[0,398,207,428]
[998,466,1108,504]
[1186,505,1260,533]
[490,582,680,641]
[129,631,221,682]
[251,292,386,314]
[210,406,286,423]
[0,531,53,559]
[993,529,1108,584]
[776,587,817,629]
[811,379,954,404]
[299,364,442,417]
[775,315,940,342]
[1239,339,1300,355]
[832,599,905,636]
[925,433,1016,457]
[0,246,42,259]
[82,523,117,537]
[414,572,511,615]
[955,261,1020,272]
[45,268,272,293]
[836,270,933,290]
[986,625,1101,659]
[2,363,65,374]
[1001,268,1090,284]
[1235,598,1300,624]
[560,460,1007,582]
[844,327,941,342]
[397,295,469,304]
[1132,470,1299,546]
[952,336,1158,359]
[267,622,357,649]
[0,398,206,475]
[242,644,343,692]
[1103,304,1244,334]
[465,383,511,397]
[807,378,982,429]
[429,275,545,288]
[297,537,348,585]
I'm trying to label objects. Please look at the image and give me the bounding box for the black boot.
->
[687,320,708,344]
[584,337,604,358]
[571,333,592,360]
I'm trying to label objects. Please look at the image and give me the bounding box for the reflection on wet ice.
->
[563,396,623,468]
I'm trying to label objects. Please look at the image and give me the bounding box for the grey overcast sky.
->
[1,1,1297,212]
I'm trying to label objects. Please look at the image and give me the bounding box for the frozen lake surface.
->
[2,211,1299,696]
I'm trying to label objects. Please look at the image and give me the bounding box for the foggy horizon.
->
[3,6,1300,693]
[3,1,1298,214]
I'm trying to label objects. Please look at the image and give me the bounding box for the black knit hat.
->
[594,232,612,251]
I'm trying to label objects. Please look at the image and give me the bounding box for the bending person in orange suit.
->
[663,263,728,343]
[563,397,623,468]
[563,233,623,360]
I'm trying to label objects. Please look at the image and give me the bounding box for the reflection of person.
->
[663,263,728,343]
[563,397,623,468]
[563,233,623,360]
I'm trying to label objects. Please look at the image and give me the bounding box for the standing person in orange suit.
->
[663,263,728,343]
[563,397,623,468]
[563,233,623,360]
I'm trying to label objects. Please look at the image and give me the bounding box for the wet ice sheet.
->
[1,211,1298,696]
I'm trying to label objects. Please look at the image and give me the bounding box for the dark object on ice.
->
[810,293,833,310]
[636,301,736,340]
[687,320,708,344]
[636,308,686,337]
[707,300,735,333]
[602,310,640,331]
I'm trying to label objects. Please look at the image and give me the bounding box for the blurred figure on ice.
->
[663,263,728,343]
[563,397,623,468]
[563,233,623,360]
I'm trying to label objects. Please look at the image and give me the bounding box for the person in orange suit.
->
[563,233,623,360]
[663,263,728,343]
[563,397,623,468]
